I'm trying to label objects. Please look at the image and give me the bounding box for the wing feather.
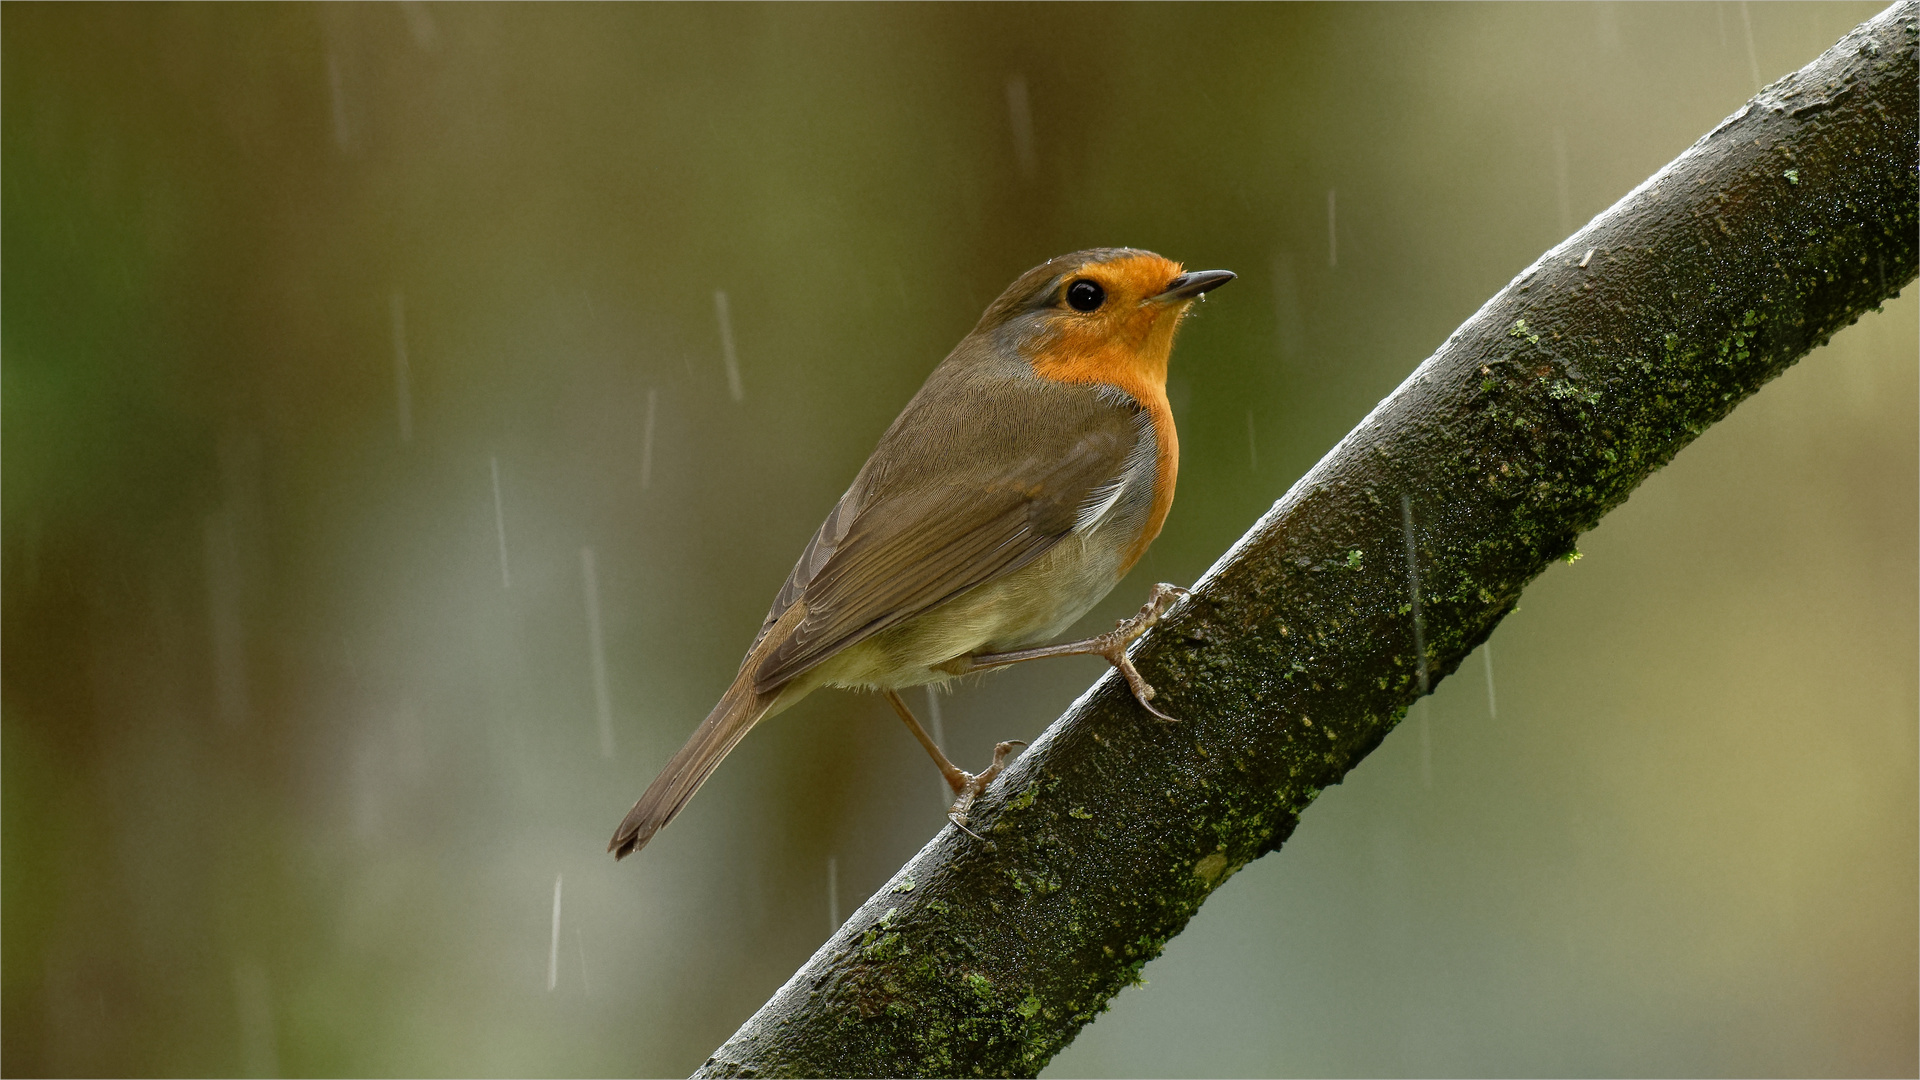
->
[750,375,1142,693]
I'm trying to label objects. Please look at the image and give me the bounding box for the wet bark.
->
[695,6,1918,1077]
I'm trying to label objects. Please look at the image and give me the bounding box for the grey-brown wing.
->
[749,383,1140,694]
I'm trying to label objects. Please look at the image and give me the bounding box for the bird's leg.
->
[882,689,1025,839]
[942,582,1189,721]
[884,689,969,793]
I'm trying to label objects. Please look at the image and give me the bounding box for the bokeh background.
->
[4,3,1913,1076]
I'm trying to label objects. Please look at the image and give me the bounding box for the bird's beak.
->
[1150,269,1237,305]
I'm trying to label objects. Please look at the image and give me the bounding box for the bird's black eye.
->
[1065,278,1105,312]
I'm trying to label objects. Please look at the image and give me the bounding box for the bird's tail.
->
[609,663,778,859]
[609,604,809,860]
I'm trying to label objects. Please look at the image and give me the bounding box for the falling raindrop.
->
[1400,494,1428,696]
[714,291,744,402]
[490,457,511,589]
[327,53,351,151]
[1482,641,1498,721]
[1326,189,1338,267]
[581,548,616,758]
[1593,2,1622,49]
[827,856,841,933]
[391,291,413,444]
[829,853,844,930]
[1552,129,1573,237]
[1404,495,1430,788]
[1005,74,1037,181]
[924,686,944,748]
[398,0,438,50]
[1738,1,1763,92]
[925,687,948,810]
[547,874,563,992]
[1418,699,1433,790]
[640,388,659,490]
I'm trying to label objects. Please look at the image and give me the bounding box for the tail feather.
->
[609,669,775,858]
[609,603,806,860]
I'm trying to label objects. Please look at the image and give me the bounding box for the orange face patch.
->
[1024,251,1192,397]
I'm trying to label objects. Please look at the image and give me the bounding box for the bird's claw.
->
[1108,650,1179,721]
[947,740,1026,839]
[1096,582,1187,721]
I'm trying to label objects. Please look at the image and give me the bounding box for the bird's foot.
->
[946,740,1026,839]
[938,583,1191,720]
[1092,583,1188,721]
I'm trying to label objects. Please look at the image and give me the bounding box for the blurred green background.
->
[4,3,1913,1076]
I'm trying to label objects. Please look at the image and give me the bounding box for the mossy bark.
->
[696,7,1918,1077]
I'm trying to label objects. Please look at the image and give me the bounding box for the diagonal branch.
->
[696,6,1918,1076]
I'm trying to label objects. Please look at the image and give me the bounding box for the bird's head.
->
[974,248,1235,398]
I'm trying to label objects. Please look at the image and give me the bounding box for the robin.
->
[611,248,1233,859]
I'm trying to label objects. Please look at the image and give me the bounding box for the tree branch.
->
[697,7,1918,1076]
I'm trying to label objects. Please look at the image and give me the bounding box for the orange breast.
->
[1031,330,1181,575]
[1124,395,1179,574]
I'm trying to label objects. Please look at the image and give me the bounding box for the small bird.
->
[610,248,1233,859]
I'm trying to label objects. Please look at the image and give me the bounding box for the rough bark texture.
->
[697,7,1918,1077]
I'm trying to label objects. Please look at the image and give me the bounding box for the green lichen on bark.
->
[695,7,1918,1078]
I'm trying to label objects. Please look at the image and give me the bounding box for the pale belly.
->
[798,523,1138,694]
